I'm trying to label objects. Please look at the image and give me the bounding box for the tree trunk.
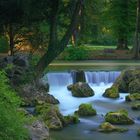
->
[117,38,128,50]
[35,0,83,79]
[9,24,14,56]
[133,0,140,59]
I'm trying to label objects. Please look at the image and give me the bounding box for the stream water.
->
[43,71,140,140]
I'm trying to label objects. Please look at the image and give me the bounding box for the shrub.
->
[0,71,28,140]
[64,47,88,60]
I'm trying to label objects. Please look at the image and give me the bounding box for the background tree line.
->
[0,0,139,74]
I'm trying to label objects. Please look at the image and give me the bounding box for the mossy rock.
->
[129,79,140,93]
[131,102,140,110]
[35,104,64,130]
[98,122,128,133]
[125,93,140,102]
[113,69,140,93]
[75,103,96,116]
[67,84,73,91]
[103,87,119,99]
[64,115,80,126]
[105,109,134,125]
[138,129,140,136]
[68,82,94,97]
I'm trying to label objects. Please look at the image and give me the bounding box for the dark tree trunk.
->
[117,38,128,50]
[9,24,14,56]
[133,0,140,59]
[35,0,83,78]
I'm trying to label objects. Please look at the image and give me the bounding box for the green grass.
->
[79,45,132,51]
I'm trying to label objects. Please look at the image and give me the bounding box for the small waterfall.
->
[46,72,73,87]
[85,71,120,85]
[44,71,120,87]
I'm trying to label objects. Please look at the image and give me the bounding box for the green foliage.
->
[29,54,41,67]
[75,103,97,116]
[106,0,136,40]
[64,47,88,60]
[0,36,9,53]
[0,71,28,140]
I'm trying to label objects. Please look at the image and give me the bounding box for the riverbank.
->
[47,60,140,71]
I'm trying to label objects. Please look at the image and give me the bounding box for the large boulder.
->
[128,79,140,93]
[28,120,50,140]
[105,109,134,125]
[36,104,80,130]
[138,129,140,136]
[0,54,30,86]
[71,70,86,83]
[21,84,59,107]
[63,115,80,126]
[13,54,28,67]
[36,104,64,130]
[68,82,94,97]
[113,69,140,93]
[103,86,119,99]
[98,122,128,133]
[75,103,96,116]
[125,93,140,102]
[131,102,140,110]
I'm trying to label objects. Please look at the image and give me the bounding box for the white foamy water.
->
[49,83,128,115]
[43,71,128,116]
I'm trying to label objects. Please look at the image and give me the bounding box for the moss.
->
[113,69,140,93]
[64,115,80,126]
[98,122,128,133]
[131,102,140,110]
[103,87,119,99]
[70,82,94,97]
[105,109,134,125]
[129,79,140,93]
[138,129,140,136]
[35,104,64,130]
[125,93,140,102]
[75,103,96,116]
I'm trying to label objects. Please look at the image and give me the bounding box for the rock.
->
[131,103,140,110]
[105,109,134,125]
[36,104,64,130]
[113,69,140,93]
[128,79,140,93]
[138,129,140,136]
[64,115,80,126]
[28,120,50,140]
[71,70,86,83]
[67,84,73,91]
[98,122,128,133]
[68,82,94,97]
[20,84,59,107]
[103,86,119,99]
[38,80,50,92]
[125,93,140,102]
[13,54,29,67]
[35,94,60,105]
[75,103,96,116]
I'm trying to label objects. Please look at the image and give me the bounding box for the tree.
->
[0,0,24,55]
[107,0,136,50]
[133,0,140,59]
[35,0,83,78]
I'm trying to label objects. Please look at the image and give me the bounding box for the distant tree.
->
[0,0,24,55]
[133,0,140,59]
[107,0,136,50]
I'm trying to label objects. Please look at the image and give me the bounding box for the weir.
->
[45,71,120,87]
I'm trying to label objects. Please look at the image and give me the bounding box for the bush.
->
[64,47,88,60]
[0,36,9,53]
[0,71,28,140]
